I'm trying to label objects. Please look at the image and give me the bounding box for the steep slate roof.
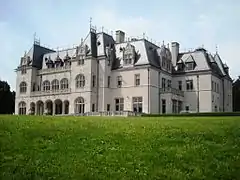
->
[20,28,231,80]
[175,49,211,72]
[19,44,55,69]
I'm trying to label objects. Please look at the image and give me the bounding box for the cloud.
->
[0,0,240,91]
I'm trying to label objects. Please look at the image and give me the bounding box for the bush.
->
[142,112,240,117]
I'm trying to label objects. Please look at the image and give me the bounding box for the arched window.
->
[43,80,50,91]
[60,78,69,89]
[51,79,59,91]
[18,101,26,115]
[76,74,85,88]
[19,82,27,93]
[75,97,85,114]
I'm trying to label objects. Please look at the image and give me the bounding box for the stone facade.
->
[15,27,233,115]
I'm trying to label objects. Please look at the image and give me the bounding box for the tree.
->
[0,80,15,114]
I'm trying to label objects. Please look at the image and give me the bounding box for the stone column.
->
[62,102,65,114]
[53,102,55,115]
[43,102,46,115]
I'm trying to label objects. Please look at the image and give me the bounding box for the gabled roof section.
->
[185,54,195,63]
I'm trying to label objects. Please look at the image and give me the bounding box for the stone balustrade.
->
[39,65,71,75]
[30,88,71,97]
[160,87,184,97]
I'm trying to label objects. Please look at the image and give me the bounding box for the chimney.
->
[115,30,125,43]
[171,42,180,67]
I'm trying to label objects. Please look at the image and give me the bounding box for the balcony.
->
[160,87,184,97]
[39,66,71,75]
[30,89,71,97]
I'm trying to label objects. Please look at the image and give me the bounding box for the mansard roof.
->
[17,25,231,81]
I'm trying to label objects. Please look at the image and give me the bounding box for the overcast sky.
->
[0,0,239,91]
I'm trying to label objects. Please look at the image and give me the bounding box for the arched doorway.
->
[63,100,69,114]
[45,100,53,115]
[29,102,35,115]
[36,101,44,115]
[18,101,26,115]
[75,97,85,114]
[54,99,63,115]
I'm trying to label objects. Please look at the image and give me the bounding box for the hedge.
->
[142,112,240,117]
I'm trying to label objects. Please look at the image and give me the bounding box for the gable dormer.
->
[185,55,196,71]
[55,53,63,68]
[45,56,54,68]
[176,59,184,71]
[122,43,136,66]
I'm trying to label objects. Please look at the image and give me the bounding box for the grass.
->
[0,115,240,180]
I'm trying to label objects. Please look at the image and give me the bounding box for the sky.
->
[0,0,240,91]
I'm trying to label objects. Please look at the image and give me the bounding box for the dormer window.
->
[184,55,196,71]
[123,43,135,66]
[55,54,63,68]
[64,51,71,66]
[123,54,132,65]
[21,65,27,74]
[45,56,54,69]
[78,56,84,65]
[185,62,194,71]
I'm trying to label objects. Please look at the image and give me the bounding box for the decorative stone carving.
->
[122,43,136,65]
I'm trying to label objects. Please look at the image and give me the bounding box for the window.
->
[135,74,140,86]
[212,81,214,91]
[186,80,193,90]
[75,97,85,114]
[18,101,26,115]
[108,76,111,88]
[115,98,124,111]
[178,63,184,71]
[177,101,182,113]
[21,65,27,74]
[92,75,96,87]
[78,57,84,65]
[107,104,110,111]
[162,59,166,68]
[60,78,69,89]
[185,62,194,71]
[117,76,122,88]
[167,80,171,88]
[132,97,143,113]
[178,81,182,90]
[217,83,219,93]
[43,80,50,91]
[124,54,132,65]
[51,79,59,91]
[172,99,177,113]
[162,78,166,89]
[76,74,85,88]
[162,99,166,114]
[20,82,27,93]
[185,106,189,111]
[92,104,95,112]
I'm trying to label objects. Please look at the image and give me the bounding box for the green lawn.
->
[0,115,240,180]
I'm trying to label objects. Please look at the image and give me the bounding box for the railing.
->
[56,111,142,117]
[160,87,184,97]
[39,65,71,74]
[30,89,71,96]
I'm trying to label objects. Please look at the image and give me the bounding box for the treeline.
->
[0,80,15,114]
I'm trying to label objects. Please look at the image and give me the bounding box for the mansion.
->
[15,26,233,115]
